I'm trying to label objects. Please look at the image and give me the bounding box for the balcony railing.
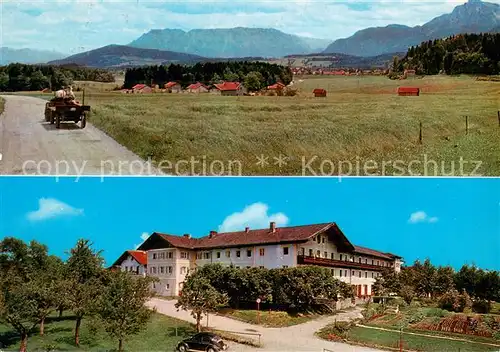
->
[297,255,389,271]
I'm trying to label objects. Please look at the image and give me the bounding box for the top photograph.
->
[0,0,499,177]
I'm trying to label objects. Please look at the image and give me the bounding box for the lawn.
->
[0,96,4,115]
[347,326,500,352]
[218,308,319,328]
[13,75,500,175]
[0,312,195,351]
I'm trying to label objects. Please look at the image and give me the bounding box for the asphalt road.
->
[0,95,159,176]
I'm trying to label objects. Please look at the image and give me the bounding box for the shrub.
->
[284,88,297,96]
[493,331,500,341]
[322,321,352,339]
[408,310,426,324]
[410,300,421,308]
[439,289,472,312]
[473,300,492,314]
[425,308,449,318]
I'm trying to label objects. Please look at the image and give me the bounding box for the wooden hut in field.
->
[397,87,420,96]
[313,88,327,97]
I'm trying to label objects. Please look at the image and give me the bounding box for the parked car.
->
[176,332,228,352]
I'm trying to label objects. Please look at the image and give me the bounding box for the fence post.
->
[497,110,499,127]
[465,116,468,135]
[418,122,423,144]
[399,327,403,352]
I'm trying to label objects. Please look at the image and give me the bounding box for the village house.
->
[214,82,247,96]
[132,84,152,94]
[112,250,147,276]
[119,222,402,297]
[186,82,209,93]
[164,82,182,93]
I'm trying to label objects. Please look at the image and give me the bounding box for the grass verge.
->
[218,308,320,327]
[0,312,195,351]
[0,96,4,115]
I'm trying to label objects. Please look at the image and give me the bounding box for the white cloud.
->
[408,211,439,224]
[134,232,150,249]
[218,202,289,233]
[27,198,83,221]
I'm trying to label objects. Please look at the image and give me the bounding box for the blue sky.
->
[0,177,498,270]
[2,0,499,54]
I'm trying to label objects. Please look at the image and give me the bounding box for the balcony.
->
[297,255,389,271]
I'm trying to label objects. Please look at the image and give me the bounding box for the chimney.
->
[245,227,250,233]
[270,222,276,233]
[209,230,217,239]
[183,234,191,239]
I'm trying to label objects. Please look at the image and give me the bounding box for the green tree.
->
[66,239,104,346]
[244,71,265,92]
[0,71,9,91]
[30,70,49,91]
[175,273,228,332]
[399,285,416,305]
[96,271,155,352]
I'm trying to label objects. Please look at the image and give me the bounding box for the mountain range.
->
[129,27,331,58]
[323,0,499,56]
[0,47,66,65]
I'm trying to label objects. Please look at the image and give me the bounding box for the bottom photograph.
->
[0,177,499,352]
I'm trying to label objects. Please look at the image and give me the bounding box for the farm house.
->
[214,82,247,96]
[165,82,181,93]
[186,82,209,93]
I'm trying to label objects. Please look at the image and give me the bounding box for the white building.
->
[112,250,147,276]
[126,222,402,297]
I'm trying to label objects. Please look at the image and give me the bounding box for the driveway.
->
[0,95,160,175]
[147,298,382,352]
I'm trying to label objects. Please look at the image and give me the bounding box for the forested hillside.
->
[395,33,500,75]
[0,63,115,91]
[124,61,292,89]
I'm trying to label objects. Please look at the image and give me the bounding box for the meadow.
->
[21,75,500,175]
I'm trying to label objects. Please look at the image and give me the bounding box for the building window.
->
[166,284,170,289]
[160,252,165,259]
[317,236,321,244]
[359,271,361,278]
[160,266,164,274]
[322,237,325,244]
[259,248,265,256]
[168,252,173,259]
[152,267,157,274]
[340,270,343,277]
[168,266,172,274]
[331,269,334,275]
[324,251,327,258]
[377,260,380,266]
[217,252,221,258]
[283,265,288,268]
[316,250,320,257]
[247,249,252,257]
[181,252,189,259]
[226,250,231,258]
[301,247,305,255]
[331,253,334,260]
[152,253,157,260]
[203,252,210,259]
[309,249,313,256]
[150,267,153,274]
[339,254,343,260]
[236,250,241,258]
[283,247,289,255]
[372,259,374,265]
[359,257,361,263]
[196,253,202,259]
[365,258,368,264]
[352,271,355,276]
[365,272,368,278]
[345,270,348,276]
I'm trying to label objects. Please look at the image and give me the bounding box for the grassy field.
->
[14,75,500,175]
[347,325,500,352]
[218,308,319,327]
[0,312,195,351]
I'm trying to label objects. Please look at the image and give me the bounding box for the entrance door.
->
[357,285,362,297]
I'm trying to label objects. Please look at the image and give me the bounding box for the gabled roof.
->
[132,84,146,90]
[313,88,327,94]
[214,82,241,91]
[267,82,286,90]
[112,250,147,267]
[354,246,395,260]
[187,82,208,90]
[165,82,179,88]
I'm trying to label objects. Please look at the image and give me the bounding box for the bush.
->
[425,308,449,318]
[473,300,492,314]
[284,88,297,96]
[318,321,352,340]
[408,310,426,324]
[438,289,472,312]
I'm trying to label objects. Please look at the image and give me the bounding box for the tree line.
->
[393,33,500,75]
[123,61,293,91]
[374,258,500,312]
[0,237,155,352]
[0,63,115,92]
[176,263,354,332]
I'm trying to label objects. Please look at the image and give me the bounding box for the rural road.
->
[147,298,383,352]
[0,95,160,175]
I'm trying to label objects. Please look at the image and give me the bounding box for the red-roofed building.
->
[111,250,148,276]
[313,88,327,97]
[132,84,152,94]
[186,82,209,93]
[397,87,420,96]
[214,81,246,96]
[267,82,286,90]
[125,222,402,297]
[164,81,181,93]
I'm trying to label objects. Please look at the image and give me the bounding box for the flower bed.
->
[412,314,500,338]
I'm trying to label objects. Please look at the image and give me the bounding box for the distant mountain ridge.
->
[0,47,66,65]
[129,27,331,58]
[48,45,205,68]
[323,0,500,57]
